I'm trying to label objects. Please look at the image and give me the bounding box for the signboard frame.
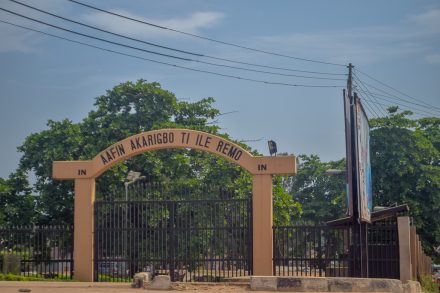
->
[343,90,354,218]
[354,96,373,223]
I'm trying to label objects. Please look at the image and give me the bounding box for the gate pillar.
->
[252,174,273,276]
[74,178,95,282]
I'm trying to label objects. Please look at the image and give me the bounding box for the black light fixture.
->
[267,140,277,156]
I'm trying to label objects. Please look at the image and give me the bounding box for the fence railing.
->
[368,220,400,279]
[0,217,433,283]
[273,221,401,279]
[94,197,252,282]
[273,225,352,277]
[0,225,73,279]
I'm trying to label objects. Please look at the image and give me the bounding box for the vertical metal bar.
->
[94,203,98,281]
[168,202,175,281]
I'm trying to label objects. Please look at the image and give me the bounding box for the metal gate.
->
[368,219,400,279]
[94,185,252,282]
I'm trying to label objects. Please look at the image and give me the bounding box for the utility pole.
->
[346,63,368,278]
[347,63,353,99]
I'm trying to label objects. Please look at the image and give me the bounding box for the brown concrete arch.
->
[52,128,297,281]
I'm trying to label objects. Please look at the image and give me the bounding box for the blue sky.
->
[0,0,439,179]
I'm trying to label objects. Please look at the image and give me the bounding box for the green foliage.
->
[273,176,302,226]
[97,274,131,282]
[370,109,440,259]
[420,274,439,293]
[0,171,36,226]
[13,79,298,226]
[283,154,346,224]
[0,273,74,281]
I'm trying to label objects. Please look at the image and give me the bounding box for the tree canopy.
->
[283,154,346,224]
[4,80,299,226]
[370,108,440,258]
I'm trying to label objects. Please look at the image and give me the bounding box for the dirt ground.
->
[0,281,394,293]
[0,281,250,293]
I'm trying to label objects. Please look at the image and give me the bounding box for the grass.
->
[97,274,132,282]
[0,273,75,282]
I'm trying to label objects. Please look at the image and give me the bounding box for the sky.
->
[0,0,439,180]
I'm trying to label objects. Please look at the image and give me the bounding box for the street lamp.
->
[124,171,146,201]
[123,171,145,276]
[267,140,277,156]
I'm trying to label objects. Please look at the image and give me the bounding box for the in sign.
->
[258,164,267,171]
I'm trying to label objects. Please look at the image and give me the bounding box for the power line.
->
[67,0,346,67]
[0,19,344,89]
[360,98,381,119]
[358,97,439,118]
[0,7,345,81]
[239,137,265,143]
[353,72,440,113]
[8,0,346,76]
[355,68,440,111]
[354,87,440,112]
[0,7,189,61]
[354,74,439,117]
[8,0,199,56]
[356,88,439,117]
[353,78,388,117]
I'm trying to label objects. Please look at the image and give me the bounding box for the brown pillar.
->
[410,225,416,280]
[74,179,95,282]
[398,216,411,283]
[252,175,273,276]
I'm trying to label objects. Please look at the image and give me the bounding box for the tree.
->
[0,171,36,226]
[16,80,300,225]
[283,154,346,224]
[370,108,440,259]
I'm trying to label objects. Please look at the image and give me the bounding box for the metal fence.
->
[0,225,73,279]
[273,225,352,277]
[368,220,399,279]
[273,221,400,279]
[94,185,252,282]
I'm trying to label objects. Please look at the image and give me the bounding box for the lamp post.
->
[123,171,145,276]
[267,140,277,156]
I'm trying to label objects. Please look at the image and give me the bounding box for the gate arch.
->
[53,128,296,281]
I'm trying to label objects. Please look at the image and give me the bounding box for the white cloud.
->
[247,7,440,66]
[409,8,440,33]
[0,26,40,53]
[425,54,440,65]
[0,0,71,53]
[252,28,425,66]
[81,10,224,39]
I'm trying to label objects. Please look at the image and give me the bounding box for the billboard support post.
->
[345,63,370,278]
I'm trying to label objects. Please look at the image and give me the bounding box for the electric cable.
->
[356,88,439,117]
[0,6,345,81]
[360,99,380,119]
[0,19,344,89]
[355,68,440,111]
[353,73,440,114]
[358,98,439,118]
[353,78,388,116]
[67,0,346,67]
[8,0,346,76]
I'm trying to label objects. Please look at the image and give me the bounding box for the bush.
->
[420,274,439,293]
